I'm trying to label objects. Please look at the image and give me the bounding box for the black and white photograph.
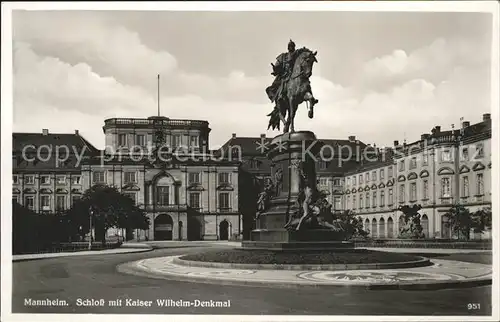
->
[1,1,499,321]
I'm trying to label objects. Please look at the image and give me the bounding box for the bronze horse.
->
[267,48,318,133]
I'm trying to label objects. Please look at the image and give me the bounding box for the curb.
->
[12,247,153,262]
[117,260,492,291]
[172,256,431,271]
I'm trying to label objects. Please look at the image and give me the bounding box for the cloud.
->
[13,13,178,86]
[14,42,156,115]
[12,13,491,151]
[362,37,490,86]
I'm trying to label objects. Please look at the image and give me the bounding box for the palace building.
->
[12,129,98,213]
[343,113,492,239]
[12,113,492,241]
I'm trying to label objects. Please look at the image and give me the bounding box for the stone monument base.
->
[241,229,354,251]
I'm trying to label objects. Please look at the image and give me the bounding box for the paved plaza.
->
[120,254,491,290]
[11,244,493,315]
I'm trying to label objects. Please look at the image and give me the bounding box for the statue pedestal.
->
[241,131,353,252]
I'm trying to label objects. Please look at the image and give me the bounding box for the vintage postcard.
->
[1,1,499,322]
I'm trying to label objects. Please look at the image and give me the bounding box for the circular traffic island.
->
[176,248,431,270]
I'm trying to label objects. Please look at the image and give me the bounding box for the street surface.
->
[12,245,492,315]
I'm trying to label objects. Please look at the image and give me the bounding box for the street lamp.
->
[88,206,93,250]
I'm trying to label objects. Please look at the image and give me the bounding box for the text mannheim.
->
[12,113,492,241]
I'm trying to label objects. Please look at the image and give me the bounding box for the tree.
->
[398,204,425,239]
[446,204,474,240]
[13,201,41,254]
[238,170,262,239]
[471,206,492,238]
[66,184,150,244]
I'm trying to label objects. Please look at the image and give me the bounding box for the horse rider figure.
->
[270,39,298,102]
[266,40,319,131]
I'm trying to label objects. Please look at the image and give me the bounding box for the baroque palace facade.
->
[12,113,492,241]
[343,113,492,239]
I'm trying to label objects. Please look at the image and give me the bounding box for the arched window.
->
[379,218,385,238]
[387,217,394,238]
[421,214,429,238]
[371,218,377,238]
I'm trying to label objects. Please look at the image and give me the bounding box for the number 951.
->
[468,303,480,310]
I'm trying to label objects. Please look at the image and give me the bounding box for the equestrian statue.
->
[265,39,319,133]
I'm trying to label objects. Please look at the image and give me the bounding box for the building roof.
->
[13,132,99,154]
[219,136,367,158]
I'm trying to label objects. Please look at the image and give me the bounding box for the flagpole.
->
[157,74,160,117]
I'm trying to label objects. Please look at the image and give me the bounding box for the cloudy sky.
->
[12,10,493,149]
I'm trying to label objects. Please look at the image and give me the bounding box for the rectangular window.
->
[333,179,341,186]
[462,147,469,161]
[352,176,356,185]
[423,180,429,199]
[380,169,385,180]
[124,172,137,184]
[476,173,484,195]
[372,171,376,181]
[182,134,189,148]
[319,161,328,170]
[410,182,417,201]
[189,172,201,184]
[476,143,484,158]
[156,186,170,205]
[423,153,429,165]
[372,191,377,207]
[388,167,393,178]
[71,195,80,206]
[365,173,370,182]
[41,195,51,211]
[441,150,452,162]
[441,178,451,198]
[189,192,201,209]
[56,195,66,211]
[92,171,105,184]
[72,176,82,185]
[56,159,65,168]
[173,135,181,148]
[359,175,363,184]
[346,195,351,209]
[410,157,417,169]
[40,175,51,185]
[250,160,260,169]
[380,190,385,206]
[388,188,393,205]
[135,134,146,146]
[359,194,363,209]
[462,176,469,197]
[118,134,127,147]
[56,176,66,184]
[365,192,370,208]
[218,172,231,184]
[399,160,405,171]
[319,178,328,186]
[24,195,35,210]
[334,197,341,210]
[219,192,230,210]
[352,195,356,209]
[13,175,19,184]
[25,175,35,184]
[399,184,405,202]
[347,177,351,186]
[190,136,199,147]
